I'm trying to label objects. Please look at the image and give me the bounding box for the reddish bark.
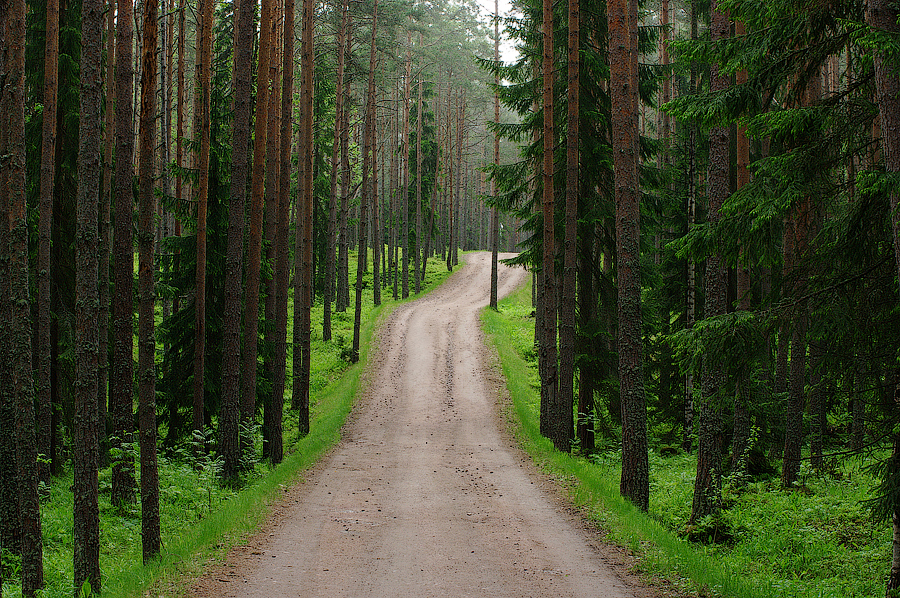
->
[609,0,648,511]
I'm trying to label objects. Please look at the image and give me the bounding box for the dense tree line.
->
[484,0,900,593]
[0,0,514,593]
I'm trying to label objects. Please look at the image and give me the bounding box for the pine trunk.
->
[74,0,104,585]
[112,0,136,505]
[37,0,61,485]
[242,0,277,435]
[555,0,579,453]
[538,0,558,442]
[221,0,255,479]
[691,0,729,524]
[609,0,648,511]
[137,0,160,558]
[193,0,214,435]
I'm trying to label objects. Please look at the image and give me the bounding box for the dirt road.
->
[190,252,644,598]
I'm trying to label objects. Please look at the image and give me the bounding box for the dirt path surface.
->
[190,252,647,598]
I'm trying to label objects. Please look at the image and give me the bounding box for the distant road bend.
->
[190,251,644,598]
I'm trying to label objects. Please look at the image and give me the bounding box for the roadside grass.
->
[2,250,458,598]
[481,277,889,598]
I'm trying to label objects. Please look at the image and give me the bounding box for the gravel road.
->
[189,252,650,598]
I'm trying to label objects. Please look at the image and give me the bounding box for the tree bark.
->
[415,65,424,295]
[137,0,160,558]
[555,0,579,453]
[221,0,256,479]
[38,0,61,484]
[269,0,296,464]
[193,0,214,436]
[326,0,348,337]
[112,0,136,505]
[74,0,104,584]
[8,0,44,588]
[691,0,729,524]
[538,0,558,442]
[292,0,315,434]
[609,0,648,511]
[490,0,500,309]
[242,0,277,436]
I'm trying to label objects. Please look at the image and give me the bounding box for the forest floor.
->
[187,252,663,598]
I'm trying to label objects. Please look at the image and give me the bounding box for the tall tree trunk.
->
[326,0,348,337]
[691,0,729,525]
[74,0,104,584]
[8,0,43,588]
[609,0,648,511]
[555,0,579,453]
[538,0,558,442]
[242,0,277,436]
[221,0,255,479]
[269,0,295,464]
[415,66,424,295]
[490,1,500,309]
[353,0,379,361]
[682,0,698,453]
[193,0,214,436]
[731,34,751,479]
[262,1,282,459]
[373,85,382,306]
[38,0,61,484]
[782,69,820,488]
[112,0,136,506]
[293,0,315,434]
[137,0,160,558]
[338,36,352,312]
[0,7,19,558]
[402,36,412,299]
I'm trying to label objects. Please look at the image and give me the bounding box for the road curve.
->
[189,252,639,598]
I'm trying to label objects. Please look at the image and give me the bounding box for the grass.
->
[2,249,459,598]
[481,276,889,598]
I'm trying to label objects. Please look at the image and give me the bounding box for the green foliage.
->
[485,280,890,598]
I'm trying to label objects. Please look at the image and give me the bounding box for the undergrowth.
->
[1,249,458,598]
[481,277,888,598]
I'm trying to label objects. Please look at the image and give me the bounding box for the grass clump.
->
[482,277,888,598]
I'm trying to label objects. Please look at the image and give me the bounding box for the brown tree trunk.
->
[402,36,412,299]
[338,35,352,312]
[326,0,348,338]
[112,0,136,506]
[538,0,558,442]
[193,0,214,436]
[731,38,751,479]
[554,0,579,453]
[269,0,296,464]
[262,0,282,459]
[74,0,104,584]
[221,0,255,479]
[415,64,424,295]
[292,0,315,434]
[373,84,382,306]
[609,0,648,511]
[490,1,500,308]
[0,7,19,558]
[353,0,379,361]
[682,0,698,454]
[137,0,160,558]
[242,0,277,435]
[691,0,729,525]
[37,0,61,484]
[7,0,44,588]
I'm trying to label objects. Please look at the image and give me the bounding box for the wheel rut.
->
[188,252,655,598]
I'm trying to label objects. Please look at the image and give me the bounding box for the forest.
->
[1,0,899,595]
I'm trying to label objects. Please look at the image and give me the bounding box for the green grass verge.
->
[481,277,888,598]
[3,250,459,598]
